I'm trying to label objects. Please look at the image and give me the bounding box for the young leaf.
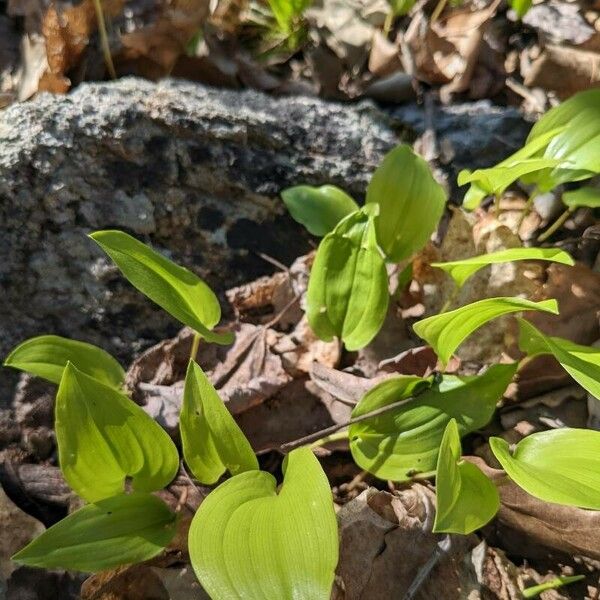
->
[281,185,359,237]
[307,205,389,351]
[518,318,600,399]
[366,144,446,262]
[349,364,516,481]
[522,575,585,599]
[13,493,176,571]
[57,363,179,502]
[4,334,124,388]
[490,428,600,510]
[89,230,233,345]
[413,297,559,366]
[432,248,574,289]
[433,419,499,534]
[180,361,258,484]
[188,447,338,600]
[562,186,600,209]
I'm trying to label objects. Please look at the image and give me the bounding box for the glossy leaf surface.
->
[189,447,338,600]
[562,186,600,209]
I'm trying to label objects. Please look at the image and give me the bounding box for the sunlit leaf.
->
[522,575,585,599]
[413,297,559,366]
[189,447,338,600]
[281,185,359,237]
[509,0,532,18]
[490,428,600,510]
[366,144,446,262]
[349,364,517,481]
[562,186,600,209]
[518,318,600,399]
[307,205,389,350]
[267,0,310,32]
[57,363,179,502]
[13,493,176,571]
[180,361,258,484]
[433,419,499,534]
[432,248,574,289]
[90,230,233,345]
[4,334,124,388]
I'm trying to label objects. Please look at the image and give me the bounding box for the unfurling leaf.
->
[349,364,516,481]
[307,205,389,350]
[188,447,338,600]
[4,334,124,388]
[413,297,559,366]
[366,144,446,262]
[562,186,600,209]
[13,493,176,571]
[89,230,233,345]
[432,248,574,289]
[180,361,258,484]
[490,428,600,510]
[57,363,179,502]
[518,318,600,399]
[281,185,359,237]
[433,419,499,534]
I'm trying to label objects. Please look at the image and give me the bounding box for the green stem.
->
[517,188,538,231]
[431,0,449,22]
[310,430,349,450]
[538,207,573,243]
[92,0,117,79]
[383,9,395,36]
[190,332,201,362]
[439,284,458,313]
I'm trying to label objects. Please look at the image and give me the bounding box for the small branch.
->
[92,0,117,79]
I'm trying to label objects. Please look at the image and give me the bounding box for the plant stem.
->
[538,207,573,243]
[310,430,349,450]
[439,284,458,313]
[92,0,117,79]
[494,193,501,217]
[517,188,538,231]
[190,332,201,362]
[431,0,449,23]
[383,9,395,36]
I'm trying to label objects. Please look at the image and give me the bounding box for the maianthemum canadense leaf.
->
[180,361,258,485]
[57,363,179,502]
[4,334,124,388]
[90,230,233,345]
[281,184,359,237]
[413,297,559,366]
[307,205,389,351]
[433,419,499,534]
[13,493,177,571]
[432,248,574,289]
[490,428,600,510]
[518,318,600,399]
[366,144,446,262]
[188,447,338,600]
[349,363,517,481]
[562,186,600,209]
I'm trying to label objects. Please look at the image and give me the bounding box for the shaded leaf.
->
[281,184,358,237]
[188,447,338,600]
[413,297,559,366]
[4,334,124,388]
[13,493,176,572]
[490,428,600,510]
[90,230,233,345]
[57,363,179,502]
[562,186,600,209]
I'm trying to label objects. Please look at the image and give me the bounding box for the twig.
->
[92,0,117,79]
[403,535,453,599]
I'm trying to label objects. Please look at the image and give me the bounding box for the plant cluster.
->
[4,89,600,599]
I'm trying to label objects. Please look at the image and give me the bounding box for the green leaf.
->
[180,361,258,484]
[366,144,447,262]
[307,206,389,350]
[349,364,517,481]
[509,0,532,18]
[188,447,338,600]
[522,575,585,599]
[518,318,600,399]
[89,230,233,345]
[13,493,177,572]
[4,334,124,388]
[389,0,416,15]
[432,247,574,289]
[267,0,311,32]
[433,419,499,534]
[490,428,600,510]
[281,185,359,237]
[563,186,600,209]
[57,363,179,502]
[413,297,559,366]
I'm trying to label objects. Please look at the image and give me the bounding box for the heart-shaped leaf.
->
[413,297,559,366]
[180,361,258,484]
[307,205,389,350]
[13,493,177,571]
[57,362,179,502]
[188,447,338,600]
[433,419,499,534]
[563,186,600,209]
[281,185,359,237]
[432,248,573,289]
[349,363,517,481]
[490,428,600,510]
[366,144,446,262]
[90,230,233,345]
[4,334,124,388]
